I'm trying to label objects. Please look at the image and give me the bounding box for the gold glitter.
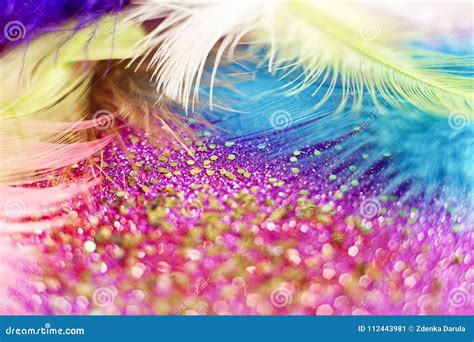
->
[220,169,236,181]
[190,167,202,175]
[206,169,215,176]
[332,231,344,244]
[95,226,112,242]
[186,160,195,166]
[269,207,287,221]
[228,154,236,161]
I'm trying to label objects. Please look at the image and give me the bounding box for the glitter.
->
[316,304,334,315]
[190,167,202,175]
[227,154,236,160]
[131,264,145,278]
[246,266,256,274]
[187,249,201,261]
[158,167,170,174]
[232,277,246,289]
[290,156,298,162]
[314,150,321,156]
[404,276,417,288]
[321,243,334,259]
[22,126,470,316]
[224,141,234,147]
[358,275,372,288]
[257,143,266,149]
[83,241,96,253]
[334,296,349,310]
[329,174,337,180]
[291,167,300,174]
[186,160,195,165]
[322,268,336,280]
[394,261,405,272]
[89,216,99,226]
[267,222,276,231]
[339,273,352,286]
[210,155,218,161]
[348,246,359,257]
[293,150,301,156]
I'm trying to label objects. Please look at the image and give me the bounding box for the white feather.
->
[127,0,274,111]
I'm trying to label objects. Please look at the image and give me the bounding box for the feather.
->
[0,15,145,229]
[0,235,37,314]
[197,59,474,218]
[0,182,98,228]
[0,15,145,185]
[270,1,473,116]
[0,0,129,51]
[126,0,271,111]
[127,0,473,118]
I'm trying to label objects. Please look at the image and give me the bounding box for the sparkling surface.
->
[4,126,473,315]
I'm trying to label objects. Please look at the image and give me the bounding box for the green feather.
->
[269,0,473,117]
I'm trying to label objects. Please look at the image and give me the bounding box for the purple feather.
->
[0,0,129,51]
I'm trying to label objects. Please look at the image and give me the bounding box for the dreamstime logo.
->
[4,21,26,41]
[448,287,470,308]
[270,110,292,130]
[181,199,203,218]
[270,286,292,308]
[448,111,469,130]
[182,23,202,41]
[174,278,210,315]
[359,21,381,41]
[359,198,381,219]
[92,110,115,130]
[352,280,388,313]
[3,199,26,219]
[92,286,117,307]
